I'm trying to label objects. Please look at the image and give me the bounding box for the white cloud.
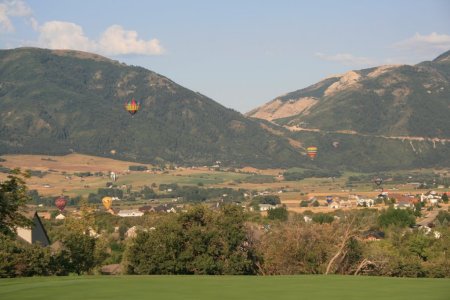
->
[99,25,164,55]
[394,32,450,52]
[0,4,14,32]
[0,0,34,32]
[36,21,164,56]
[38,21,96,51]
[314,52,376,66]
[5,0,32,16]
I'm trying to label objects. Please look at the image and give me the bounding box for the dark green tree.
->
[267,207,288,221]
[378,208,416,228]
[251,195,281,209]
[312,213,334,224]
[125,217,185,274]
[442,193,449,204]
[0,234,21,277]
[0,234,55,277]
[62,232,96,275]
[125,205,256,275]
[0,169,33,236]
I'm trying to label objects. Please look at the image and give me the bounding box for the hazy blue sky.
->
[1,0,449,112]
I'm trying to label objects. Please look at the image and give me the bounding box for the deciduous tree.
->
[0,170,33,236]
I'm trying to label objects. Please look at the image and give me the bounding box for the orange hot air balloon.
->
[124,98,141,116]
[55,196,67,212]
[306,146,318,159]
[102,196,113,210]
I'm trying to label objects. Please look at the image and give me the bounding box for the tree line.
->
[1,171,449,277]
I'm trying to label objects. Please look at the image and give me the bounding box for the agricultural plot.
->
[1,154,448,212]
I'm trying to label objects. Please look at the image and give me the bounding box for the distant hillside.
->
[0,47,306,168]
[248,50,450,138]
[247,50,450,171]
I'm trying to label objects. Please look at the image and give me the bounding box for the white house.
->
[259,204,277,211]
[394,200,414,210]
[420,192,440,205]
[356,197,374,207]
[429,198,439,205]
[328,201,340,209]
[125,226,139,238]
[117,209,144,217]
[55,213,66,220]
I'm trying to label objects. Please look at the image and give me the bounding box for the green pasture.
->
[116,172,246,186]
[1,275,449,300]
[67,171,247,197]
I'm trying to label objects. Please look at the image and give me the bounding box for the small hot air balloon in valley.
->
[306,146,318,159]
[55,196,67,212]
[124,98,141,116]
[102,196,113,210]
[374,177,384,192]
[374,177,383,186]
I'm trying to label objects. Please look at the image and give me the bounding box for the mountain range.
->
[247,50,450,171]
[1,47,450,171]
[248,50,450,138]
[0,47,304,168]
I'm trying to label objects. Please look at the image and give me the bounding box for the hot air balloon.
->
[374,177,383,186]
[124,98,140,116]
[307,146,318,159]
[102,196,113,210]
[55,196,67,212]
[326,195,333,204]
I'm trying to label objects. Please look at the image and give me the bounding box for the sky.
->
[1,0,450,113]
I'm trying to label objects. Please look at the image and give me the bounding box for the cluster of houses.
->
[15,207,165,248]
[299,191,447,210]
[116,203,181,217]
[16,188,447,256]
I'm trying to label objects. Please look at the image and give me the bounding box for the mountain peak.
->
[323,70,361,97]
[5,47,116,64]
[50,49,115,63]
[433,50,450,63]
[248,50,450,138]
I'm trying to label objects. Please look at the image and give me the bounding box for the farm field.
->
[1,153,449,213]
[0,275,449,300]
[0,154,249,197]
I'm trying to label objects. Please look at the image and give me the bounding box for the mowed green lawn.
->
[0,275,449,300]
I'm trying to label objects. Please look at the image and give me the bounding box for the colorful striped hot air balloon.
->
[306,146,318,159]
[124,98,141,116]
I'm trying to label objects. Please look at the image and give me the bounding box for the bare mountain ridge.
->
[247,50,450,139]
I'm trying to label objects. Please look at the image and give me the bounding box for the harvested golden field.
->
[0,154,439,211]
[0,153,146,173]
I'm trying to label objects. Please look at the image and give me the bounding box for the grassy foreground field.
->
[0,275,449,300]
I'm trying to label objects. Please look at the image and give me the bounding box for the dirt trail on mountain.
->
[286,126,450,143]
